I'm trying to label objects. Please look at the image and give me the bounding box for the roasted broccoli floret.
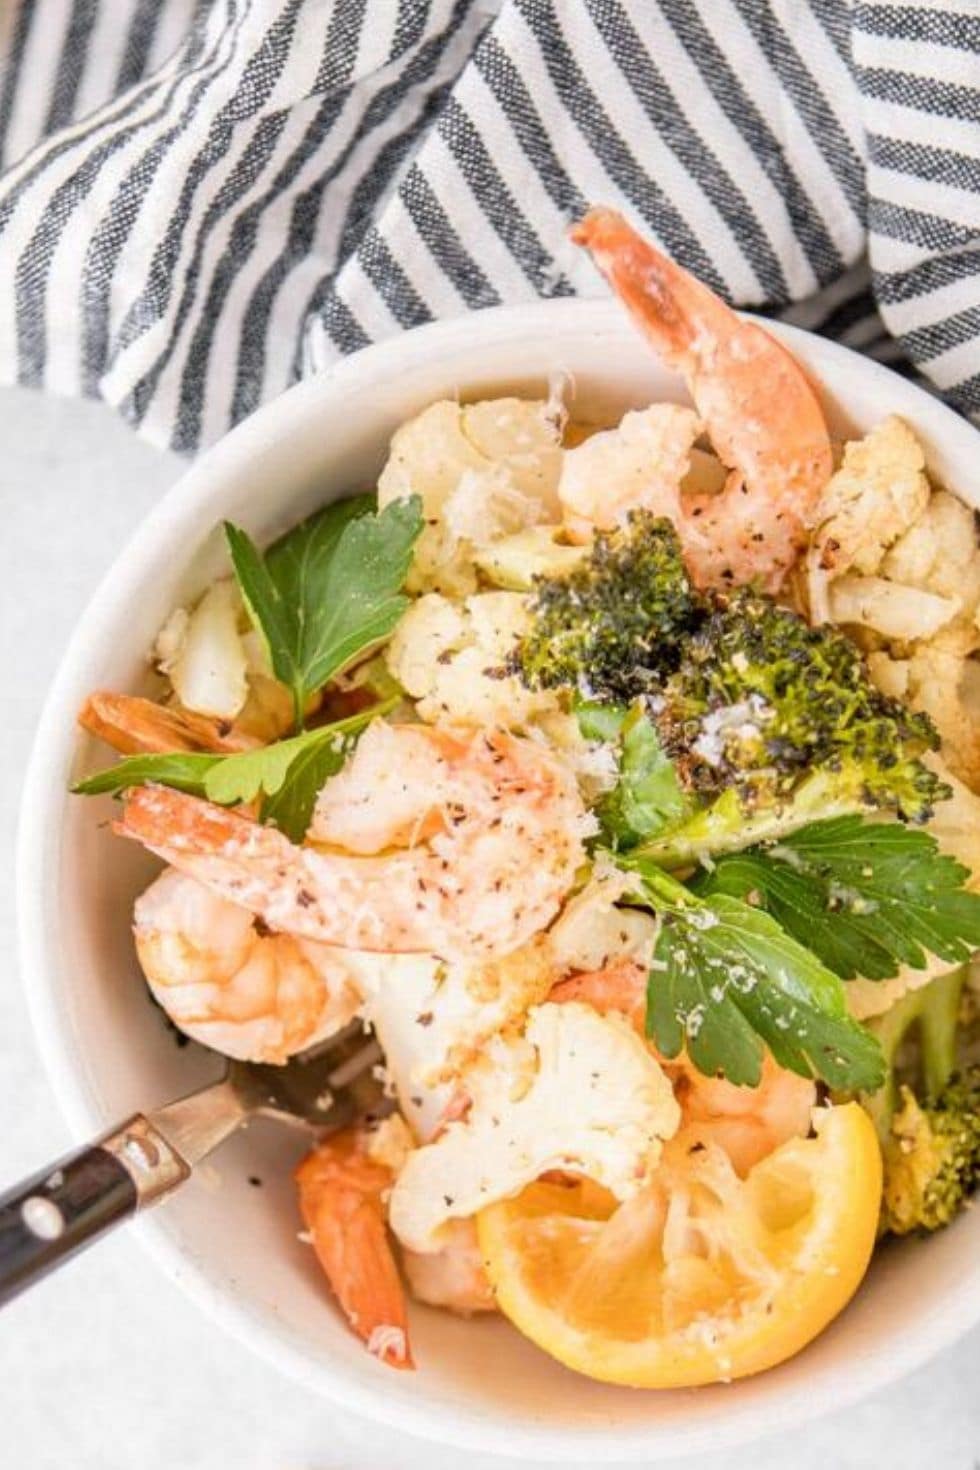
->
[512,512,696,700]
[656,588,942,813]
[514,518,947,860]
[859,967,980,1235]
[636,591,947,863]
[881,1068,980,1234]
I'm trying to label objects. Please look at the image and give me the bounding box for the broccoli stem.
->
[632,769,877,870]
[862,966,966,1143]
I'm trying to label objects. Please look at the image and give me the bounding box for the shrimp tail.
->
[570,207,833,592]
[570,207,706,376]
[80,691,260,756]
[116,782,256,853]
[296,1132,414,1369]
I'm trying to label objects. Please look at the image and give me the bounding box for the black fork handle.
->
[0,1117,189,1307]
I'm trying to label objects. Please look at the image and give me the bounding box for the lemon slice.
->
[477,1102,880,1388]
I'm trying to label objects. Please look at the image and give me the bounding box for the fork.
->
[0,1024,385,1307]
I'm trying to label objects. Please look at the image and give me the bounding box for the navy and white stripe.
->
[0,0,975,454]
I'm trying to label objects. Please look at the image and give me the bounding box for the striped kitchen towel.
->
[0,0,976,454]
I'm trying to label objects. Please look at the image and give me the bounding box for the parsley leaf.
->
[225,494,422,728]
[258,728,360,841]
[695,816,980,981]
[578,701,687,848]
[73,751,222,797]
[72,702,394,841]
[626,859,885,1090]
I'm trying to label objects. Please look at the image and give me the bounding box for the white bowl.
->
[18,300,980,1461]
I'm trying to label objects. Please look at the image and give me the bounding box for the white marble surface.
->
[0,383,977,1469]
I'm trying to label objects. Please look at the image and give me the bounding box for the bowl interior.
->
[19,301,980,1461]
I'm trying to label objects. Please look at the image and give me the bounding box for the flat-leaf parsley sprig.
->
[73,700,396,842]
[622,857,886,1091]
[693,816,980,983]
[225,493,423,730]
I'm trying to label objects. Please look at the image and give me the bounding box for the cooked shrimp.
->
[133,868,362,1063]
[402,1219,497,1316]
[666,1053,816,1177]
[550,959,815,1175]
[549,957,647,1027]
[115,723,589,961]
[79,691,260,755]
[569,208,833,592]
[296,1129,413,1369]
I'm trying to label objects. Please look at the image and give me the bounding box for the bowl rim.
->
[17,297,980,1461]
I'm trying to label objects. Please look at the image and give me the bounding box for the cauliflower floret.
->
[155,579,249,720]
[441,464,543,552]
[343,938,555,1128]
[548,858,658,974]
[377,398,564,595]
[923,752,980,884]
[526,710,619,803]
[866,650,910,701]
[388,1001,680,1253]
[384,592,465,697]
[845,955,951,1021]
[460,396,565,505]
[925,616,980,658]
[823,487,980,654]
[559,404,700,542]
[882,489,980,608]
[809,416,930,583]
[385,590,559,729]
[907,646,980,791]
[828,576,959,642]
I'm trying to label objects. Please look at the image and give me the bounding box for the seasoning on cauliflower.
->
[385,590,560,728]
[547,857,659,975]
[377,398,564,595]
[388,1001,681,1253]
[907,645,980,792]
[559,404,700,543]
[154,579,249,720]
[345,937,555,1117]
[809,416,931,584]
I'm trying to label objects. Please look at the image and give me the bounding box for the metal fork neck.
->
[146,1075,251,1170]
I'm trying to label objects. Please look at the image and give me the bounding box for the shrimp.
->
[296,1129,413,1369]
[549,958,647,1028]
[79,691,260,755]
[133,868,362,1063]
[666,1052,816,1178]
[568,207,833,592]
[115,723,589,961]
[402,1219,497,1316]
[550,960,815,1176]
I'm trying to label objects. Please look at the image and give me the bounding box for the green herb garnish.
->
[72,701,395,841]
[225,494,422,729]
[578,701,687,849]
[625,858,886,1091]
[694,816,980,982]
